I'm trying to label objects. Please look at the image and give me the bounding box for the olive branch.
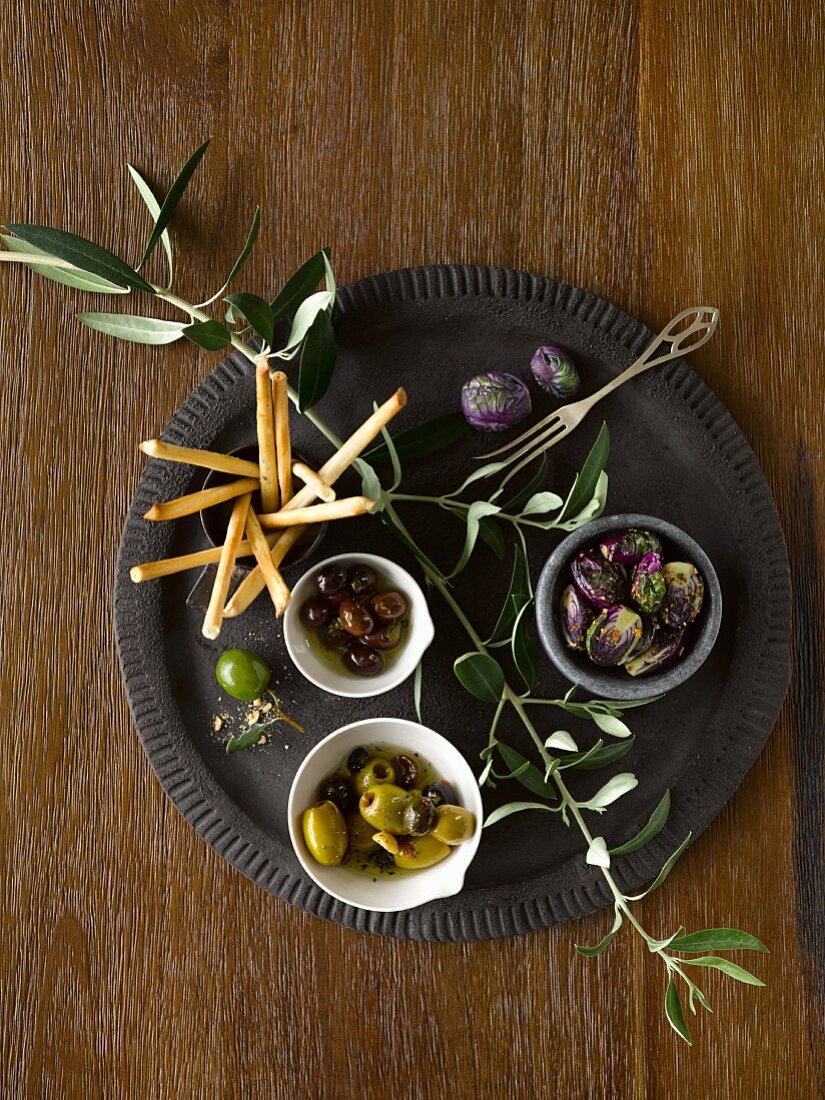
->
[0,140,768,1044]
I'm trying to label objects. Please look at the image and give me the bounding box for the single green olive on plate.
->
[535,514,722,700]
[215,647,271,701]
[287,718,483,913]
[283,553,434,698]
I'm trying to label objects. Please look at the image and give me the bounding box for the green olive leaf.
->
[483,801,556,828]
[544,731,578,752]
[224,206,261,288]
[576,905,623,957]
[270,248,328,320]
[364,411,471,464]
[224,292,275,347]
[477,516,506,560]
[413,659,424,724]
[665,977,692,1045]
[588,710,633,739]
[77,311,185,344]
[126,164,174,286]
[519,491,563,518]
[183,318,233,351]
[375,408,403,492]
[297,307,336,411]
[556,421,610,523]
[609,789,670,855]
[563,736,634,771]
[225,718,278,754]
[454,652,505,703]
[443,460,508,499]
[502,454,549,514]
[379,512,448,583]
[486,542,531,644]
[273,290,335,360]
[668,928,769,954]
[511,599,538,693]
[1,233,130,294]
[578,772,638,813]
[680,957,765,987]
[6,225,155,293]
[585,836,611,868]
[138,138,211,270]
[627,832,692,901]
[449,501,501,578]
[495,743,557,799]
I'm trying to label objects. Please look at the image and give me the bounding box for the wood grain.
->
[0,1,822,1096]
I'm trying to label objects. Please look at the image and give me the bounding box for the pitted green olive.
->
[430,804,476,845]
[402,794,437,837]
[346,812,379,853]
[393,834,450,870]
[302,801,348,866]
[355,757,396,793]
[359,783,410,833]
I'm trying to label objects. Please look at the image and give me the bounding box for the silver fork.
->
[480,306,720,489]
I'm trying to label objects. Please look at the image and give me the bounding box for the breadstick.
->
[224,388,406,617]
[256,357,279,512]
[144,477,259,522]
[244,508,292,616]
[258,496,376,528]
[291,461,335,502]
[129,534,277,582]
[202,493,251,639]
[140,440,260,478]
[271,371,292,505]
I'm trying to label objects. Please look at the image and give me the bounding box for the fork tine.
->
[498,421,569,491]
[493,413,566,472]
[477,410,566,460]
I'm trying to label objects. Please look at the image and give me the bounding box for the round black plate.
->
[115,265,791,941]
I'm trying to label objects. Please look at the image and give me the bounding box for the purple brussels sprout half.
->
[560,584,596,650]
[585,604,645,666]
[625,625,689,677]
[599,528,663,566]
[530,345,580,398]
[659,561,704,627]
[631,552,666,614]
[460,371,532,432]
[570,550,629,609]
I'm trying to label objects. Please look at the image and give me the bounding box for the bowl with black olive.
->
[535,513,722,700]
[287,717,483,912]
[283,552,435,698]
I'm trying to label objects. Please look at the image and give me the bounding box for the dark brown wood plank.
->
[0,1,820,1096]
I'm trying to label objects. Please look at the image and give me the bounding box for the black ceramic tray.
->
[115,265,791,942]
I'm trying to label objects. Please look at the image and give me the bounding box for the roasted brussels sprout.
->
[630,552,666,614]
[599,528,663,565]
[560,583,597,650]
[530,345,580,398]
[359,783,412,834]
[393,834,451,870]
[430,804,476,845]
[585,604,645,666]
[461,371,532,432]
[659,562,704,627]
[402,794,437,836]
[302,801,348,866]
[625,625,689,677]
[570,550,629,609]
[636,613,658,655]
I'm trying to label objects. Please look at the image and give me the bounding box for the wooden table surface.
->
[1,1,822,1096]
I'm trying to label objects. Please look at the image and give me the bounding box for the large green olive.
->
[430,804,476,845]
[215,648,270,702]
[301,800,348,866]
[393,834,450,870]
[354,757,396,793]
[346,812,378,853]
[359,784,410,834]
[402,794,437,836]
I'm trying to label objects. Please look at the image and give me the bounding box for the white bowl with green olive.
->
[283,553,434,698]
[287,718,483,912]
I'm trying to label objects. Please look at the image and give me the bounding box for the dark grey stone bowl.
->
[535,513,722,700]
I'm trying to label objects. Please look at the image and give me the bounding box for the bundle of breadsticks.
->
[131,355,407,640]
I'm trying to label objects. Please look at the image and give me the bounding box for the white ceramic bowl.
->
[287,717,483,913]
[283,552,434,698]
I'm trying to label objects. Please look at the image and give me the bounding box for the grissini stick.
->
[256,357,279,513]
[202,493,251,639]
[291,461,335,502]
[224,387,406,616]
[144,477,259,522]
[130,534,277,582]
[244,508,292,616]
[257,496,376,528]
[271,371,293,505]
[139,439,260,477]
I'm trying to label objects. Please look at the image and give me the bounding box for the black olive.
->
[347,747,369,774]
[342,643,384,677]
[370,847,395,869]
[348,563,378,597]
[339,599,376,637]
[315,563,348,597]
[362,624,403,651]
[421,781,457,808]
[402,795,437,836]
[392,754,418,789]
[318,775,357,814]
[300,598,333,629]
[369,590,408,622]
[324,620,351,648]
